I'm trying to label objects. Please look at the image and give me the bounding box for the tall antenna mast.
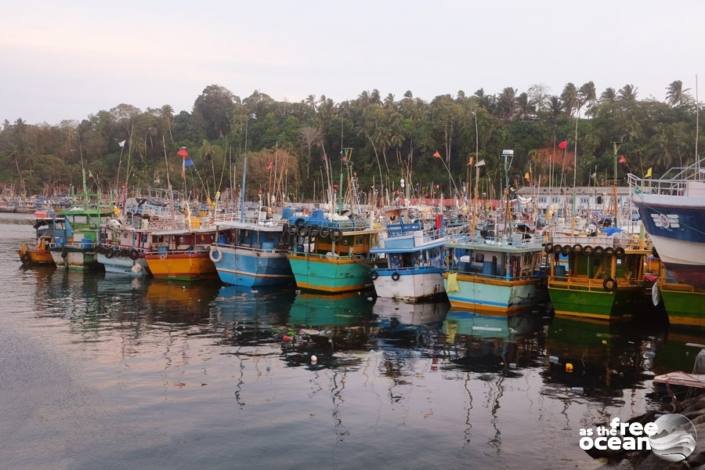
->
[696,74,700,179]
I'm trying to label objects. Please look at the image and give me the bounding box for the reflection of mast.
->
[488,375,504,454]
[463,372,473,445]
[234,348,246,409]
[330,370,349,442]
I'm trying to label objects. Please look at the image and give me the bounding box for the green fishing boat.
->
[49,206,114,270]
[547,233,660,321]
[656,277,705,328]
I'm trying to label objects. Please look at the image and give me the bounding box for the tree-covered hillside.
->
[0,81,701,201]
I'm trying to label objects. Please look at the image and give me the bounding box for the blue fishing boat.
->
[210,218,293,287]
[444,235,547,315]
[370,218,447,302]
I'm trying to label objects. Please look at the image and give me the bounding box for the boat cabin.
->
[448,242,544,280]
[149,229,215,255]
[216,222,288,252]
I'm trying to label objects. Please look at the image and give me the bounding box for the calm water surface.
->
[0,222,700,469]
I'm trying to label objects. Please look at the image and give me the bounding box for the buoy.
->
[565,362,574,373]
[310,355,318,364]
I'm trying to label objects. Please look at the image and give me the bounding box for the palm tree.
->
[618,84,638,102]
[666,80,691,107]
[561,83,578,116]
[600,88,617,103]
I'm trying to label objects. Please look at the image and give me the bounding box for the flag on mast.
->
[433,150,442,160]
[558,140,569,150]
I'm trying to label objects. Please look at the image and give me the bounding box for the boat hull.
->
[635,197,705,288]
[97,253,149,277]
[18,244,54,265]
[444,273,544,315]
[212,246,293,287]
[50,247,99,270]
[145,252,216,281]
[549,285,649,321]
[287,254,371,293]
[373,267,444,302]
[659,284,705,327]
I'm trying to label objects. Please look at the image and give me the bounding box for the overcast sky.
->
[3,0,705,124]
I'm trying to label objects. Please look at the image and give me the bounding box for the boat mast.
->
[696,74,700,179]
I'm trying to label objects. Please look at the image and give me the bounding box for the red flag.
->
[266,160,274,171]
[433,150,441,160]
[177,147,189,159]
[558,140,568,150]
[618,154,627,165]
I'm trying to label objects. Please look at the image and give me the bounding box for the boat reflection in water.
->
[442,310,543,374]
[212,285,293,346]
[282,291,374,368]
[372,297,448,348]
[543,316,662,399]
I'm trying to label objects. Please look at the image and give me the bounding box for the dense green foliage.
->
[0,81,701,200]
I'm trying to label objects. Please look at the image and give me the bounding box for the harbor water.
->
[0,221,700,469]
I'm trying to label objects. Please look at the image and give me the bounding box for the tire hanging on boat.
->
[209,248,222,263]
[583,245,593,255]
[544,243,553,254]
[129,249,139,261]
[594,246,604,256]
[391,272,400,281]
[553,244,562,255]
[370,270,379,280]
[572,244,583,254]
[561,245,572,256]
[615,247,626,259]
[320,228,330,239]
[603,277,617,291]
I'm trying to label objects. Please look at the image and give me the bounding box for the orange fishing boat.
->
[18,211,61,266]
[144,228,217,280]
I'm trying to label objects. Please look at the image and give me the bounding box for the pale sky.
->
[3,0,705,124]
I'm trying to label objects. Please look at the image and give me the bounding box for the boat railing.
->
[288,251,370,262]
[448,270,539,282]
[549,274,640,290]
[212,242,288,254]
[144,247,210,256]
[551,234,622,248]
[628,173,688,197]
[49,240,96,250]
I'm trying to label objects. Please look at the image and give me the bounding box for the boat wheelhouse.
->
[370,219,447,302]
[443,235,546,315]
[48,207,113,270]
[210,218,293,287]
[546,233,659,321]
[286,209,379,293]
[144,228,216,280]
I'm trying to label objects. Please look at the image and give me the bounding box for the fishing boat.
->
[210,215,293,287]
[144,227,217,280]
[48,207,113,270]
[286,209,379,293]
[443,234,547,315]
[18,210,61,265]
[370,217,447,302]
[546,232,659,321]
[97,220,152,276]
[629,162,705,327]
